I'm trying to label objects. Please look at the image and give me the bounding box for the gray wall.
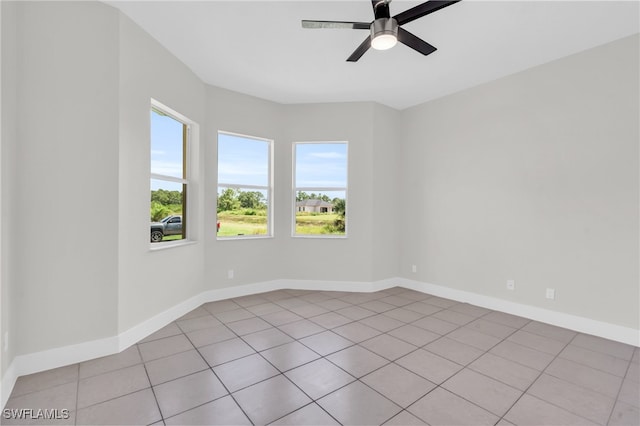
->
[400,34,639,328]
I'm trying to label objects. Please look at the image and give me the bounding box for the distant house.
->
[296,199,334,213]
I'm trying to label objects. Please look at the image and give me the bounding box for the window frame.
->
[292,141,349,239]
[149,99,194,248]
[217,131,274,240]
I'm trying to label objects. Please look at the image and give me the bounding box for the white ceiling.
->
[109,1,639,110]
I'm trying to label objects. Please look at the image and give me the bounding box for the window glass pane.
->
[218,133,269,187]
[217,187,269,237]
[151,109,184,179]
[295,143,347,188]
[151,179,185,242]
[295,190,346,236]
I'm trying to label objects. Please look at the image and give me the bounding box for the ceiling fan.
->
[302,0,460,62]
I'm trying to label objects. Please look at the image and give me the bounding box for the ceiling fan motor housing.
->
[370,18,398,50]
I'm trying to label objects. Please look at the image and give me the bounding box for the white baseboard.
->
[2,277,637,409]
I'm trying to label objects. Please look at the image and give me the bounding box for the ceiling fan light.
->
[371,33,397,50]
[370,17,399,51]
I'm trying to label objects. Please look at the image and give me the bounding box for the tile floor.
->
[4,287,640,425]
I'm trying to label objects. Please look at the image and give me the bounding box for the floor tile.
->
[383,410,427,425]
[285,358,355,400]
[75,388,161,426]
[213,353,279,392]
[336,305,376,320]
[233,375,311,425]
[271,402,339,425]
[326,345,388,378]
[275,297,309,310]
[201,299,241,314]
[378,295,413,307]
[299,292,334,303]
[153,370,227,419]
[177,314,221,333]
[289,303,329,318]
[145,349,208,386]
[397,290,431,301]
[138,334,194,362]
[360,333,417,361]
[261,310,303,326]
[243,327,294,351]
[177,307,211,321]
[358,300,396,313]
[362,363,436,408]
[260,341,320,372]
[448,303,491,317]
[468,352,539,391]
[77,364,149,409]
[387,324,440,346]
[609,400,640,426]
[164,395,251,425]
[490,340,555,371]
[441,368,522,416]
[447,326,502,351]
[138,322,183,344]
[233,295,269,308]
[226,317,272,336]
[278,319,325,339]
[10,365,78,398]
[213,308,255,323]
[359,314,404,332]
[507,330,567,355]
[246,302,284,316]
[618,377,640,407]
[5,382,77,414]
[465,318,517,339]
[315,298,352,311]
[422,296,459,309]
[411,316,459,335]
[408,387,499,425]
[198,337,256,366]
[558,342,630,377]
[482,311,530,328]
[424,337,484,365]
[521,320,577,343]
[504,394,596,426]
[396,349,462,384]
[299,330,353,356]
[571,334,635,361]
[79,346,142,380]
[527,373,615,424]
[544,357,623,398]
[382,307,424,323]
[431,309,476,326]
[332,321,381,343]
[185,324,236,347]
[310,312,352,329]
[317,381,402,425]
[403,302,442,316]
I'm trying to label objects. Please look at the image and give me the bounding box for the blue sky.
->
[151,114,348,196]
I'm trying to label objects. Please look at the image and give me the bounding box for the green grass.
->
[218,211,268,237]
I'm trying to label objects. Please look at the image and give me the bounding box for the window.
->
[150,101,191,244]
[217,132,272,238]
[293,142,348,237]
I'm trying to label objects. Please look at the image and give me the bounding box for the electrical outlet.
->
[546,288,556,300]
[411,265,417,273]
[506,280,515,290]
[227,269,234,279]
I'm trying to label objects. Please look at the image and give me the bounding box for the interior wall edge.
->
[2,276,637,409]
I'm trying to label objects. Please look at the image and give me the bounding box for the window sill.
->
[217,235,274,241]
[149,239,198,252]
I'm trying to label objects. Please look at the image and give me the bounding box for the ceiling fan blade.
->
[302,20,370,30]
[397,27,437,56]
[347,36,372,62]
[393,0,460,26]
